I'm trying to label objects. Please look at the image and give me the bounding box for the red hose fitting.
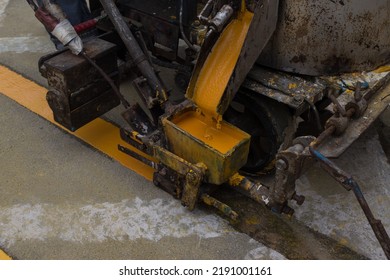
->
[73,19,97,34]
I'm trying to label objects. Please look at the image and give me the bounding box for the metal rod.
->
[98,0,168,104]
[118,144,158,169]
[201,194,238,220]
[228,174,271,207]
[180,0,198,52]
[309,147,390,259]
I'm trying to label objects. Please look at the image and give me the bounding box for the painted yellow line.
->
[0,65,154,180]
[0,249,11,260]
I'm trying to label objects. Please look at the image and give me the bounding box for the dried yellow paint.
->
[0,65,154,181]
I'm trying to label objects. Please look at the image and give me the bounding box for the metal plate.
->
[242,65,326,115]
[258,0,390,76]
[319,76,390,158]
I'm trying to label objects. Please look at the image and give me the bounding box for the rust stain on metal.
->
[258,0,390,75]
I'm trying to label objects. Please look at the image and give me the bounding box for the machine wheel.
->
[224,91,294,174]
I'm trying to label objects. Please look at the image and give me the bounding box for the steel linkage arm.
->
[308,81,390,258]
[309,146,390,259]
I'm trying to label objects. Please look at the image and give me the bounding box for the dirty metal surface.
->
[220,0,279,115]
[42,38,118,94]
[41,38,120,131]
[242,65,326,114]
[319,72,390,158]
[258,0,390,76]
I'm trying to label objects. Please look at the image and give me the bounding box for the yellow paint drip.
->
[0,65,154,181]
[173,111,246,154]
[192,10,253,122]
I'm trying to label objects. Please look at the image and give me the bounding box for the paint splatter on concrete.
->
[0,198,237,246]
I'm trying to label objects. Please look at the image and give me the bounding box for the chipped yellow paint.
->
[338,238,349,246]
[191,10,253,122]
[0,65,154,181]
[374,65,390,73]
[0,249,11,260]
[288,83,297,90]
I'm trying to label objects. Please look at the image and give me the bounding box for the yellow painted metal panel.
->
[191,10,253,120]
[163,110,250,184]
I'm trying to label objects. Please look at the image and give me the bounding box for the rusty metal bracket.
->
[269,136,315,214]
[151,145,207,210]
[319,71,390,158]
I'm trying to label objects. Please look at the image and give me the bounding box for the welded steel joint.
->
[270,136,315,213]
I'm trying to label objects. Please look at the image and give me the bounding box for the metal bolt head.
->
[292,193,305,206]
[276,159,288,170]
[293,94,304,103]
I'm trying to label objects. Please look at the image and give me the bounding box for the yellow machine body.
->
[161,5,254,184]
[163,108,250,185]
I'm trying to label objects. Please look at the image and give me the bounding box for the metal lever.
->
[309,147,390,259]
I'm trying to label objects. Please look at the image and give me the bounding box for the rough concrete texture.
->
[0,93,285,260]
[0,0,389,260]
[295,127,390,259]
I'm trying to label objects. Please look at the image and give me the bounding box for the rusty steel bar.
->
[228,174,271,207]
[201,194,239,220]
[310,126,335,149]
[118,144,158,169]
[309,147,390,259]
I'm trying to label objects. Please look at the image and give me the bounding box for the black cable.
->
[179,0,198,52]
[80,51,130,109]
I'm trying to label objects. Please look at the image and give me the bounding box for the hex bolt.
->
[186,171,199,185]
[276,159,288,171]
[292,193,306,206]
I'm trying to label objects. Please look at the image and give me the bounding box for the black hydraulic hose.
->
[26,0,39,11]
[98,0,168,104]
[179,0,198,52]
